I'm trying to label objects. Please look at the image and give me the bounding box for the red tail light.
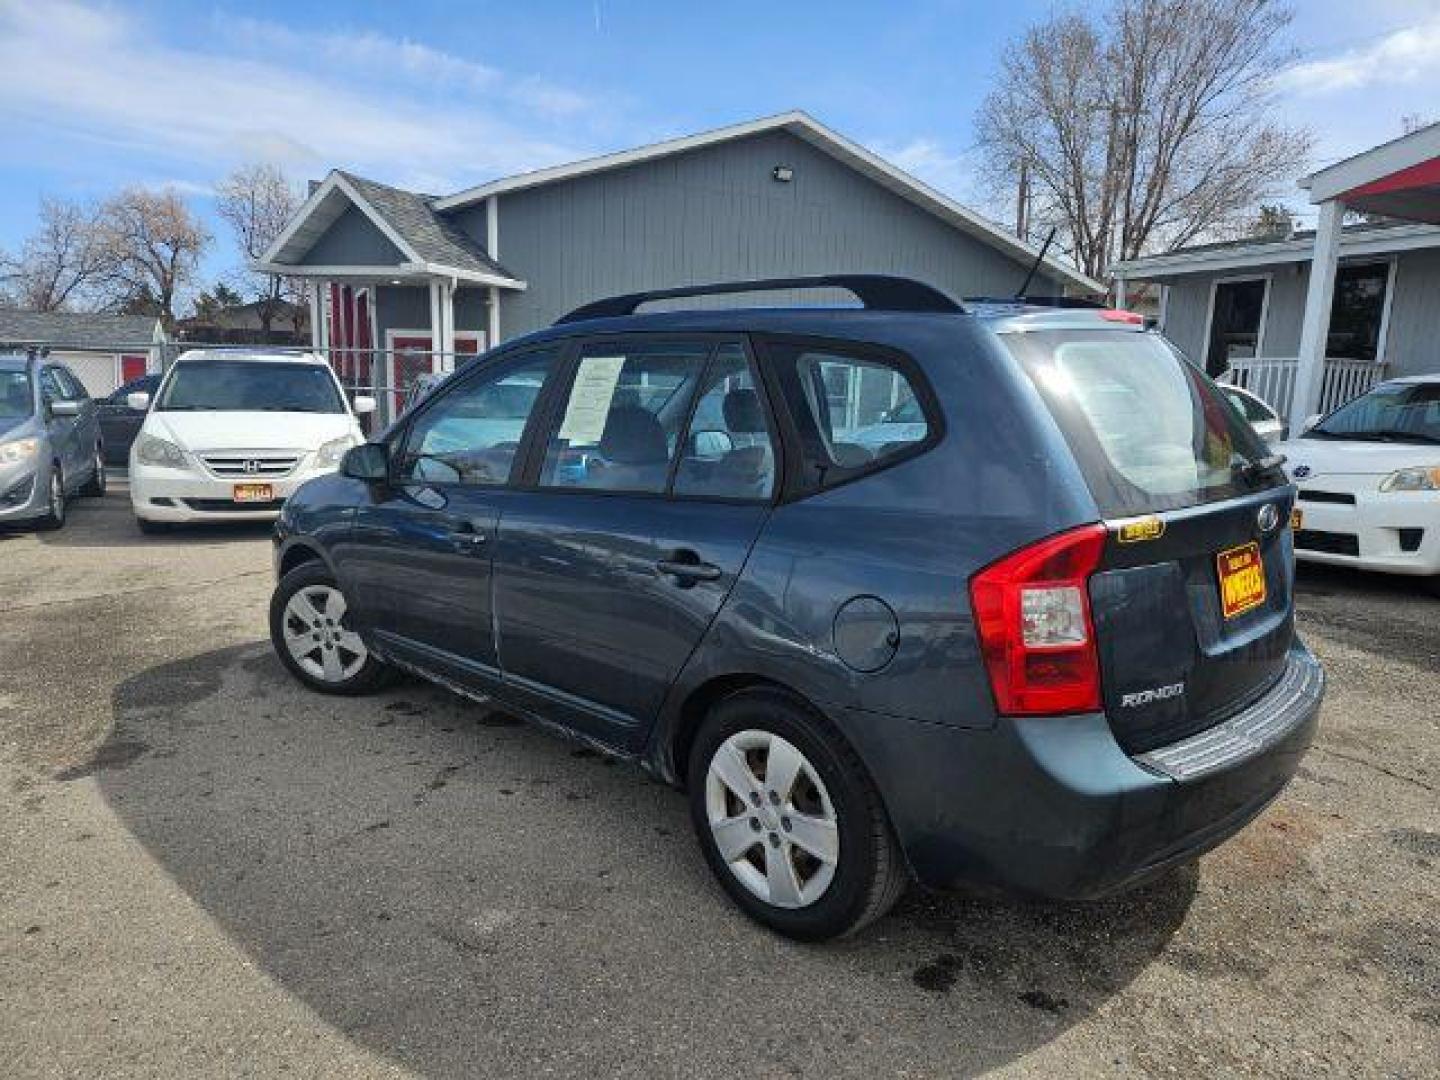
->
[1100,308,1144,324]
[969,524,1107,716]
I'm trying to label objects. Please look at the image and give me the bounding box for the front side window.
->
[673,344,776,500]
[1308,382,1440,444]
[539,341,712,493]
[157,361,345,414]
[55,367,88,400]
[0,370,32,419]
[39,368,66,404]
[398,348,558,486]
[1222,387,1274,424]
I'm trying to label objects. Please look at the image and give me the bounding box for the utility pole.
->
[1014,158,1030,241]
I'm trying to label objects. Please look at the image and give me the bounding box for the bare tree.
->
[976,0,1312,283]
[215,164,302,338]
[96,187,210,322]
[0,197,112,311]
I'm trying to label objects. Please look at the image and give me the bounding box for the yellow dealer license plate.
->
[1217,541,1267,619]
[233,483,273,503]
[1291,508,1303,530]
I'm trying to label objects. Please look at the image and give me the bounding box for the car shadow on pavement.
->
[31,486,276,551]
[94,643,1196,1078]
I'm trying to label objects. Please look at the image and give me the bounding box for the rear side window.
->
[1004,330,1272,516]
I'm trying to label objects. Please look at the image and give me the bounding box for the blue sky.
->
[2,0,1438,294]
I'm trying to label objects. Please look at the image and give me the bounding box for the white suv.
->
[128,350,374,532]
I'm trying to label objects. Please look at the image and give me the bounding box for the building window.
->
[1326,262,1390,363]
[1204,278,1268,376]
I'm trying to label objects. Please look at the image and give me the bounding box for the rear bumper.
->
[854,642,1323,899]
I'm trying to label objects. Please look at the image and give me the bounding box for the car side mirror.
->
[340,442,389,481]
[351,395,377,415]
[127,391,151,412]
[49,399,81,417]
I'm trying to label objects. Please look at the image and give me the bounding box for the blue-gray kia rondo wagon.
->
[270,276,1323,940]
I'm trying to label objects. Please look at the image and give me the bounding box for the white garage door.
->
[53,352,118,397]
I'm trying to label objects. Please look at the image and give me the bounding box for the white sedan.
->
[1280,375,1440,588]
[128,350,374,532]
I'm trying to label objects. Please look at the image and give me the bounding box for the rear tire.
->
[137,518,169,536]
[270,561,392,695]
[80,445,106,496]
[687,689,909,941]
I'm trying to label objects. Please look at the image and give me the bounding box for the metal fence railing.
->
[1224,356,1389,420]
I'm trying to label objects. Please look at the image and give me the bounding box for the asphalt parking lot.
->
[1,477,1436,1078]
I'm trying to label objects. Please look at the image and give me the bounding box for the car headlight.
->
[134,433,189,469]
[1379,466,1440,493]
[314,434,359,469]
[0,437,39,465]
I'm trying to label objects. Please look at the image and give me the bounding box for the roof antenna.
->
[1015,227,1057,299]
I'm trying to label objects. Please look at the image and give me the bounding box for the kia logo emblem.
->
[1257,503,1280,534]
[1293,465,1312,478]
[242,459,262,474]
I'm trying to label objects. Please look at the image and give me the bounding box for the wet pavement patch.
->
[911,954,961,993]
[1018,989,1071,1013]
[53,739,150,781]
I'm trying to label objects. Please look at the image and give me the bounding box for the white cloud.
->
[0,0,607,193]
[1274,13,1440,94]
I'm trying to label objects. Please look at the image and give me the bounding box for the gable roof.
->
[433,111,1102,294]
[0,309,164,350]
[257,171,525,289]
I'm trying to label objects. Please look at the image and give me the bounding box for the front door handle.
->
[656,555,722,584]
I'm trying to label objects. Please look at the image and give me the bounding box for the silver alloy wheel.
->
[281,584,367,683]
[94,449,106,494]
[49,472,64,523]
[705,729,840,909]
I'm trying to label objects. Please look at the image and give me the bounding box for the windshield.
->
[0,370,33,420]
[1307,382,1440,444]
[157,361,345,414]
[1005,330,1275,516]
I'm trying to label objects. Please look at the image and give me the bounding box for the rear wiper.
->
[1235,453,1286,483]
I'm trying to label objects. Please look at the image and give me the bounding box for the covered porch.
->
[1286,122,1440,429]
[253,169,525,422]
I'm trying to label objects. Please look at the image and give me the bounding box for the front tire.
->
[37,467,65,530]
[269,562,392,695]
[687,689,909,941]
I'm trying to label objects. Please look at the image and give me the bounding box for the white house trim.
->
[433,111,1103,295]
[1373,256,1399,367]
[259,172,420,268]
[1201,273,1272,370]
[1302,123,1440,204]
[1112,223,1440,279]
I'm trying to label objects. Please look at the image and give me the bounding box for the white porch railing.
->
[1222,357,1388,420]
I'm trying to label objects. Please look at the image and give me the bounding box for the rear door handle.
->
[656,557,722,584]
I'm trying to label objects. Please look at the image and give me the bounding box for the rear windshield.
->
[157,361,345,414]
[1004,330,1273,516]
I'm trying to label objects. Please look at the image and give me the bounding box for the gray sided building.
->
[258,111,1099,408]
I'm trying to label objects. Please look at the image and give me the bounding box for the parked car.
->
[0,352,106,530]
[128,350,375,533]
[269,276,1322,940]
[1281,375,1440,590]
[97,373,162,464]
[1218,382,1285,445]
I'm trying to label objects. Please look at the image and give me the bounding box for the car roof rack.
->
[555,274,964,325]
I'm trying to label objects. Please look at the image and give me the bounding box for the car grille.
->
[200,452,301,478]
[182,498,287,513]
[1297,489,1356,505]
[1294,529,1360,556]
